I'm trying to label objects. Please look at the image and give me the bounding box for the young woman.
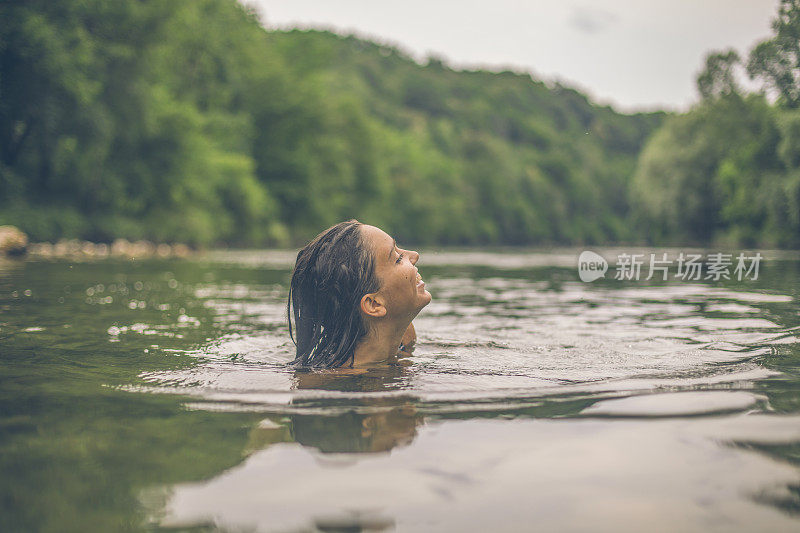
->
[287,220,431,368]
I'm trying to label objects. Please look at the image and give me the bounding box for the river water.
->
[1,249,799,532]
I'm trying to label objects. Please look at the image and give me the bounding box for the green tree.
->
[1,1,665,247]
[697,49,742,100]
[631,95,782,245]
[747,0,800,108]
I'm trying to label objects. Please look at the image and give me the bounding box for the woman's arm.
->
[398,322,416,355]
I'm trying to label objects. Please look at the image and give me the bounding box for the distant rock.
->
[0,226,28,256]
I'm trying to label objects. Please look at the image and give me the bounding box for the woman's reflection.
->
[245,363,423,454]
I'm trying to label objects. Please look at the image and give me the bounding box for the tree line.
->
[1,0,797,248]
[633,0,800,248]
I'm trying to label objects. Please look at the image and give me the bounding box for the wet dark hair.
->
[287,220,381,368]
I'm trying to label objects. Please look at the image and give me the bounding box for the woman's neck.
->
[352,320,407,366]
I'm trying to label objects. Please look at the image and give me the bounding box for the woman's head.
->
[288,220,430,368]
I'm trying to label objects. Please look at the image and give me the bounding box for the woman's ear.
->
[360,293,387,318]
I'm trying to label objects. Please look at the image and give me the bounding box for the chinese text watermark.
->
[578,251,762,282]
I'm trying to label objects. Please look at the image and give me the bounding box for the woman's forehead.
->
[360,225,394,257]
[361,225,392,245]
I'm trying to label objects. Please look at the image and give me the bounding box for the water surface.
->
[1,249,800,531]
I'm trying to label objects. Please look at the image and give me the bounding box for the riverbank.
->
[28,239,193,259]
[0,225,192,259]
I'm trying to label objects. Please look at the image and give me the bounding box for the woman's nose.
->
[410,250,420,265]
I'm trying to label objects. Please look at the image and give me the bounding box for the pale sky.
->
[244,0,779,113]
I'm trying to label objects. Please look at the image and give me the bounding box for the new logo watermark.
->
[578,250,608,282]
[577,251,762,282]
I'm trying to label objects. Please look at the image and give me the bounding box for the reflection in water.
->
[158,414,800,532]
[245,366,423,455]
[2,252,800,531]
[133,252,800,531]
[245,401,420,455]
[292,372,421,454]
[161,367,422,531]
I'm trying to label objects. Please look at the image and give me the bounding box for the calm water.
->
[1,249,800,532]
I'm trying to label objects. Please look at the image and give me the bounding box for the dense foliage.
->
[0,0,666,246]
[633,0,800,248]
[1,0,286,245]
[6,0,798,248]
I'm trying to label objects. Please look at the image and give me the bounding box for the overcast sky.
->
[244,0,779,112]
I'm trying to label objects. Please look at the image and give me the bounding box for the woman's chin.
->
[419,289,432,306]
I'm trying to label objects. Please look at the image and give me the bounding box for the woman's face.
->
[360,225,431,320]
